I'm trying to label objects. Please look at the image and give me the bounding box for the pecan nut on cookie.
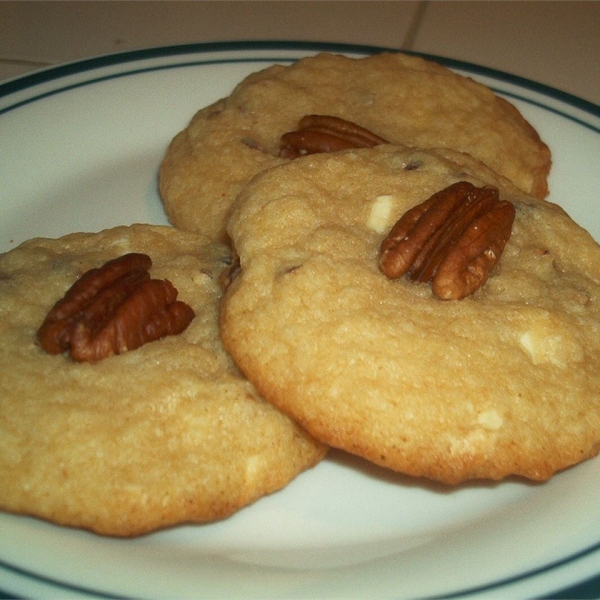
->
[220,145,600,485]
[159,52,550,242]
[0,224,326,536]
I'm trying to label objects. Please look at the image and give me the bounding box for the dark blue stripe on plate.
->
[0,40,389,99]
[0,557,129,599]
[429,539,600,599]
[1,40,598,141]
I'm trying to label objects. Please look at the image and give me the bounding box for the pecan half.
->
[280,115,388,158]
[37,253,195,362]
[378,181,515,300]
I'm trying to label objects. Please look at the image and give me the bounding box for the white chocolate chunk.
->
[367,195,395,233]
[477,410,504,430]
[519,326,584,368]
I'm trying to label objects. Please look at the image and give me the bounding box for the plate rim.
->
[1,39,599,117]
[1,39,599,600]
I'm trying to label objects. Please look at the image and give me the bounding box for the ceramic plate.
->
[1,41,599,599]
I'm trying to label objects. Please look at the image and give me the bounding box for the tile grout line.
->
[0,57,52,68]
[401,0,429,50]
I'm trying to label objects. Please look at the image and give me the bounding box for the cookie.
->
[159,52,551,242]
[220,145,600,484]
[0,224,326,536]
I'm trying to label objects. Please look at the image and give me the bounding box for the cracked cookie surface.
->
[0,224,325,536]
[159,52,551,242]
[220,145,600,484]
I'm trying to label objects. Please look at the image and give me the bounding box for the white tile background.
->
[1,1,599,105]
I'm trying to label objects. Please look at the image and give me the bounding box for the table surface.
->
[1,1,599,106]
[1,2,599,599]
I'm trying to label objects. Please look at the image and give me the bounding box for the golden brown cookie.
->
[159,52,551,242]
[0,224,326,536]
[220,146,600,485]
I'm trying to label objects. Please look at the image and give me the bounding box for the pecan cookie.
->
[220,145,600,484]
[159,52,551,242]
[0,224,325,536]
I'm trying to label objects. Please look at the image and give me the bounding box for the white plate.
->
[1,41,600,600]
